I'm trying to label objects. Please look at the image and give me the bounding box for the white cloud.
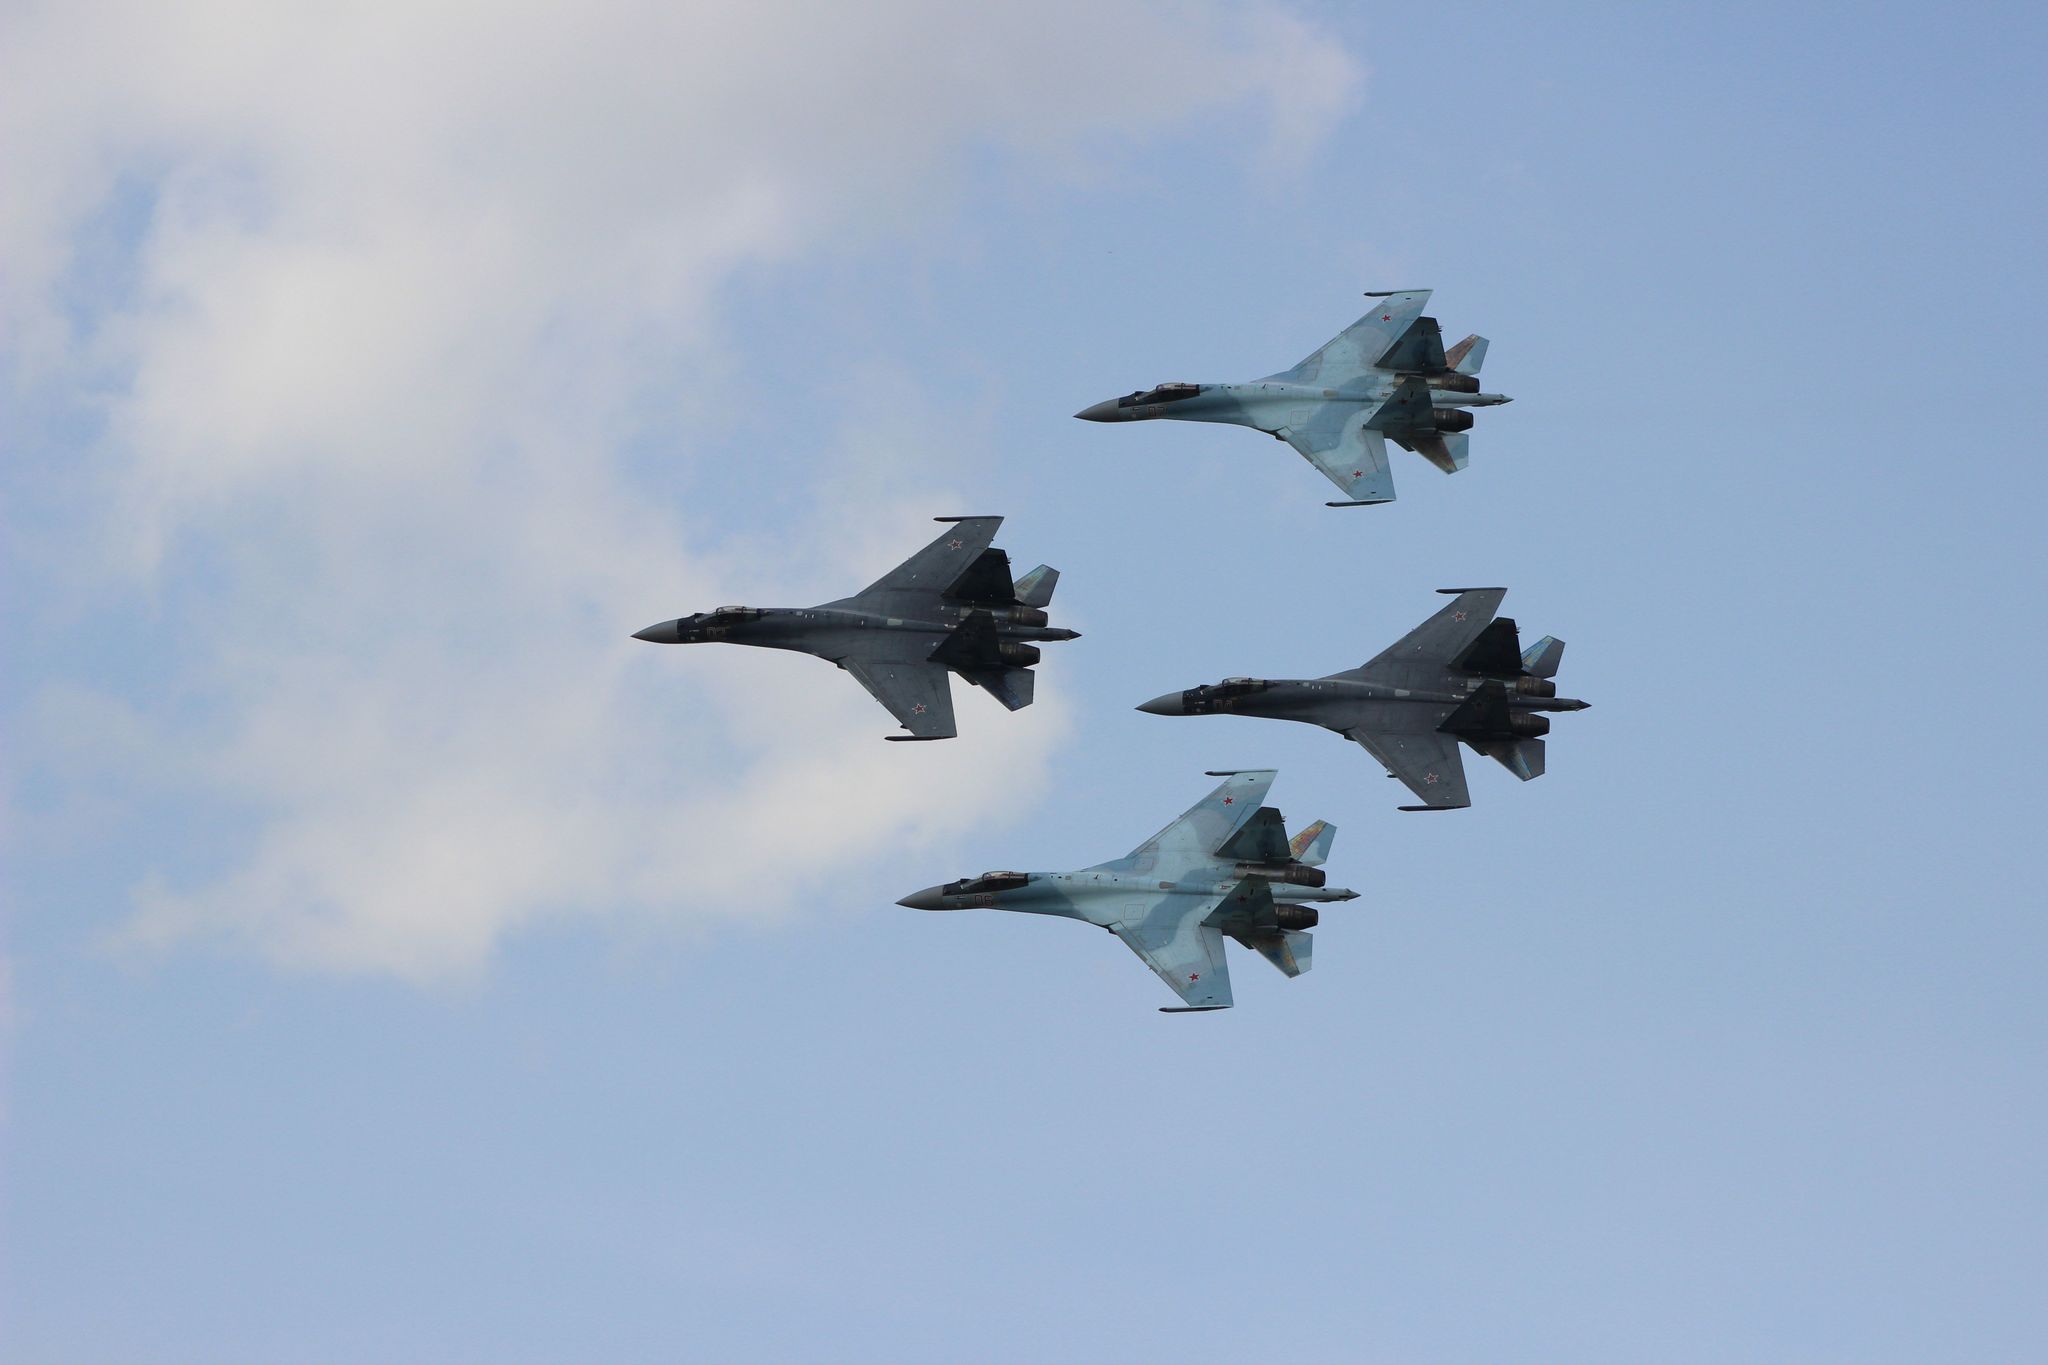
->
[2,0,1361,977]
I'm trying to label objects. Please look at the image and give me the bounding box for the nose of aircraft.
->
[1135,691,1187,716]
[1073,398,1123,422]
[895,885,948,910]
[632,619,684,643]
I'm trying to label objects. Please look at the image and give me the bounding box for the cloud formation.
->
[3,0,1360,978]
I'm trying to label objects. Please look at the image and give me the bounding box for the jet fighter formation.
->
[1075,289,1509,507]
[634,289,1588,1009]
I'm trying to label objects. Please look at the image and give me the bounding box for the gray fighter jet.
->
[633,516,1077,740]
[897,770,1355,1011]
[1075,289,1508,506]
[1137,589,1587,810]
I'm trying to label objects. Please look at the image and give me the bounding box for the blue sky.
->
[7,3,2047,1361]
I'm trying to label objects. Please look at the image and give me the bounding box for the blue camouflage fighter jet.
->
[898,770,1357,1011]
[1076,289,1509,506]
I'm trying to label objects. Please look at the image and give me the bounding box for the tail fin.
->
[1288,819,1336,866]
[1406,431,1470,475]
[963,667,1034,712]
[1486,738,1545,782]
[1014,565,1058,608]
[1243,929,1312,978]
[1446,334,1489,375]
[1520,635,1564,678]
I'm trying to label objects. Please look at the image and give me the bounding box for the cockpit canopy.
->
[1118,382,1202,408]
[941,871,1030,896]
[699,606,766,625]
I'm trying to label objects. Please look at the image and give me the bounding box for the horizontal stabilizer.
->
[1521,635,1564,678]
[1364,376,1434,432]
[1439,680,1514,737]
[1446,334,1489,375]
[1235,928,1313,978]
[1013,564,1059,608]
[944,547,1016,605]
[928,611,1001,670]
[1289,819,1335,866]
[1216,807,1291,863]
[1450,617,1525,676]
[1375,316,1447,374]
[962,666,1034,712]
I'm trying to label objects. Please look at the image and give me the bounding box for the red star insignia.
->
[1351,470,1363,478]
[1188,972,1200,981]
[945,538,963,550]
[1424,772,1439,784]
[911,703,927,714]
[1221,796,1234,805]
[1452,610,1468,622]
[1380,314,1391,321]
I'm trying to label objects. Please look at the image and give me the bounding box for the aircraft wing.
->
[840,657,957,739]
[1344,588,1508,676]
[1123,770,1276,864]
[1279,406,1397,505]
[1112,898,1235,1010]
[1349,727,1471,809]
[1268,290,1433,386]
[853,516,1004,607]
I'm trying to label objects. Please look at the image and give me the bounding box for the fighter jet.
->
[897,770,1355,1012]
[1137,589,1587,810]
[1075,289,1509,506]
[632,516,1077,740]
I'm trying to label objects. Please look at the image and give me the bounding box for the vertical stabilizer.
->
[1446,334,1489,375]
[1014,565,1059,608]
[1521,635,1564,678]
[1288,819,1336,866]
[1486,738,1545,781]
[1243,929,1313,977]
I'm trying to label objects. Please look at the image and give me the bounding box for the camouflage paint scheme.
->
[897,770,1356,1011]
[633,516,1077,740]
[1075,289,1509,506]
[1137,590,1589,810]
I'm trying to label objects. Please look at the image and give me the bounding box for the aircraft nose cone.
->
[1074,398,1122,422]
[1135,691,1186,716]
[896,885,947,911]
[633,619,683,643]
